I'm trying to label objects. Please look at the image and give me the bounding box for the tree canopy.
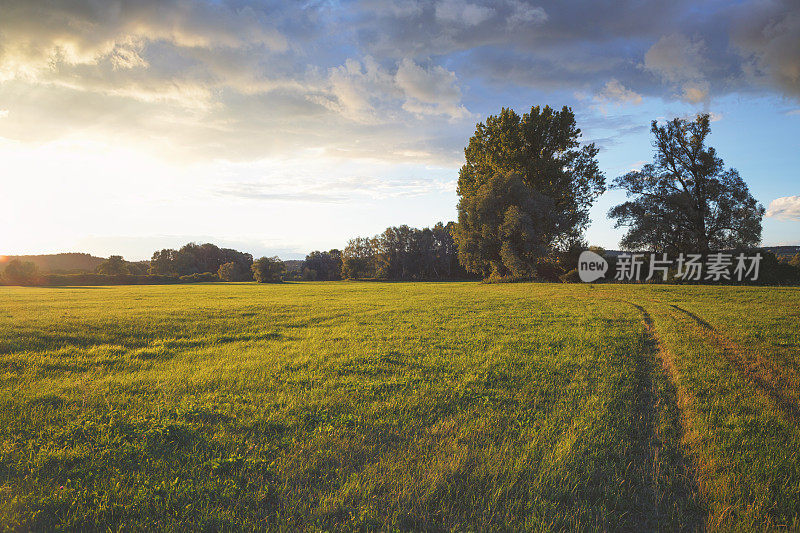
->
[457,172,571,278]
[341,238,375,280]
[97,255,129,275]
[338,223,468,281]
[217,261,252,282]
[2,260,39,285]
[251,257,286,283]
[455,105,604,278]
[149,243,252,277]
[303,250,342,281]
[609,114,764,253]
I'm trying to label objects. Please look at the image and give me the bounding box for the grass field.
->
[1,282,798,531]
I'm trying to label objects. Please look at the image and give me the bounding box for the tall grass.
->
[0,282,796,530]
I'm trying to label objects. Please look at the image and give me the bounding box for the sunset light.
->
[1,1,799,530]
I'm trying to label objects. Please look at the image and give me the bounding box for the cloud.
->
[0,0,317,113]
[313,56,471,122]
[395,58,471,118]
[507,0,548,26]
[435,0,495,27]
[0,0,798,171]
[0,0,475,167]
[216,185,348,203]
[0,1,288,81]
[731,0,800,98]
[766,196,800,220]
[594,79,643,106]
[358,0,798,103]
[312,57,399,123]
[216,176,456,203]
[644,34,708,83]
[644,33,712,102]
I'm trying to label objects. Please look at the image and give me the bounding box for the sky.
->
[0,0,798,260]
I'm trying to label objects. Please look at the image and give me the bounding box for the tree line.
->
[3,106,798,286]
[333,222,472,281]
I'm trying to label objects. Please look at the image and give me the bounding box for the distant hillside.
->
[2,252,299,276]
[763,246,800,258]
[3,253,106,273]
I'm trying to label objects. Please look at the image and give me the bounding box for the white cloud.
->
[435,0,494,27]
[217,175,454,203]
[312,57,399,123]
[0,1,287,83]
[595,79,642,105]
[0,1,303,113]
[395,58,471,119]
[0,110,8,118]
[766,196,800,220]
[0,0,794,173]
[314,57,471,122]
[110,42,148,71]
[507,1,547,26]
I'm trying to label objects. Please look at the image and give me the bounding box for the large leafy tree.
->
[455,105,604,277]
[217,261,252,282]
[373,225,417,280]
[457,172,569,278]
[341,238,375,279]
[2,260,39,285]
[302,250,342,281]
[149,243,252,276]
[609,114,764,253]
[96,255,129,275]
[251,256,285,283]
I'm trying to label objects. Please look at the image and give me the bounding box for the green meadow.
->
[1,282,798,531]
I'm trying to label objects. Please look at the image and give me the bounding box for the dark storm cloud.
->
[730,0,800,99]
[355,0,799,102]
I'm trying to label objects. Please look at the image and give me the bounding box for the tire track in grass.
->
[584,293,707,530]
[622,300,707,531]
[668,304,800,423]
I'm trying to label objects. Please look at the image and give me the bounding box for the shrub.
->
[40,274,181,286]
[559,269,581,283]
[179,272,219,283]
